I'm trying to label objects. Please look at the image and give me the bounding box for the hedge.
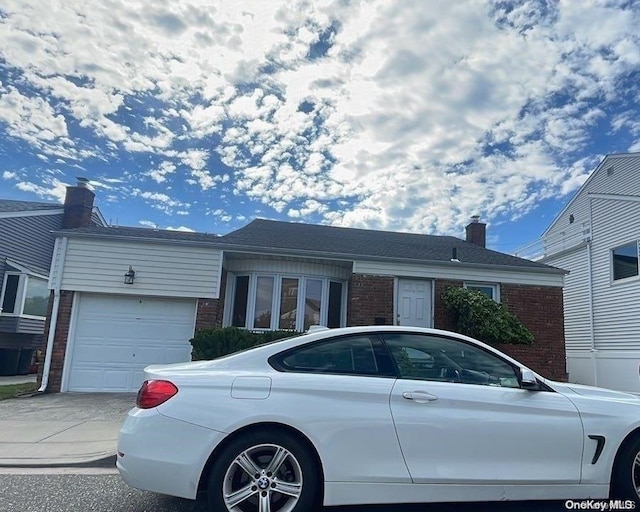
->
[442,286,534,345]
[190,327,300,360]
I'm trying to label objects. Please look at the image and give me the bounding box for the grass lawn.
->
[0,382,38,401]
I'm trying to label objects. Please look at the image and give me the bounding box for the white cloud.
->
[0,0,639,237]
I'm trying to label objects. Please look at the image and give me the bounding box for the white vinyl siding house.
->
[52,237,222,298]
[532,153,640,392]
[49,231,224,392]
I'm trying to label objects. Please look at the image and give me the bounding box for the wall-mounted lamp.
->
[124,265,135,284]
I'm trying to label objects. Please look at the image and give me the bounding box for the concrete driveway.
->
[0,392,136,467]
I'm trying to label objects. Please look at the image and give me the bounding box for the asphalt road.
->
[0,469,574,512]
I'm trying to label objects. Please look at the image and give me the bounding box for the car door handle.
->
[402,391,438,403]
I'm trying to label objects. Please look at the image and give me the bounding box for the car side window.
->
[384,333,520,388]
[273,336,382,376]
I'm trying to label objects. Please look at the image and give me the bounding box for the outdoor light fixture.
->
[124,265,135,284]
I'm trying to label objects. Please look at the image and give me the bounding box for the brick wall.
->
[497,283,567,381]
[37,290,74,392]
[433,281,567,381]
[195,271,227,330]
[62,186,95,229]
[347,274,394,326]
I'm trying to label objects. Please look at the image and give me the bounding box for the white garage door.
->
[66,294,196,392]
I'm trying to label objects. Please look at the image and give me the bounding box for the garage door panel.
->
[72,344,133,364]
[75,320,139,340]
[67,294,196,392]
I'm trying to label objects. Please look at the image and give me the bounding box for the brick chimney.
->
[62,177,95,228]
[465,215,486,247]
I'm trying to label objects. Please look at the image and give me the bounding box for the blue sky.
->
[1,1,639,254]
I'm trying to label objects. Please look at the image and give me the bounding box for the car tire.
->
[207,429,319,512]
[611,435,640,501]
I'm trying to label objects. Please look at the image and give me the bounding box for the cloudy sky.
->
[1,0,639,253]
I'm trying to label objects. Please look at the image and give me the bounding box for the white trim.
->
[610,240,640,283]
[589,192,640,203]
[543,153,640,237]
[225,272,348,331]
[464,282,501,302]
[91,206,108,227]
[353,261,564,287]
[0,209,62,219]
[4,259,49,280]
[39,236,68,393]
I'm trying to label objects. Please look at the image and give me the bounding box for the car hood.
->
[550,380,640,402]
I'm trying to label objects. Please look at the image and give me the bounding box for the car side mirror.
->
[519,368,540,390]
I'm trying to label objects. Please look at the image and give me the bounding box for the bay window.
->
[0,273,49,318]
[227,273,347,331]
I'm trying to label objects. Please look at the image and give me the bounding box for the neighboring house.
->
[40,200,568,393]
[0,178,106,375]
[517,152,640,393]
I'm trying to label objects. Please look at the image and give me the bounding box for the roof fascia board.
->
[222,247,567,276]
[0,209,62,219]
[92,207,109,227]
[53,229,224,248]
[588,192,640,203]
[4,258,50,279]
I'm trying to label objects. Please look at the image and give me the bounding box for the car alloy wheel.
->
[208,430,318,512]
[611,435,640,501]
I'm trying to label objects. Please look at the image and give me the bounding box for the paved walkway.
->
[0,392,135,467]
[0,374,37,385]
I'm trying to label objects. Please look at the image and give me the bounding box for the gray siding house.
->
[0,179,105,375]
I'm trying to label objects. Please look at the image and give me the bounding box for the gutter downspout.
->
[587,196,597,387]
[39,236,68,393]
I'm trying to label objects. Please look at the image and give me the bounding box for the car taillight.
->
[137,380,178,409]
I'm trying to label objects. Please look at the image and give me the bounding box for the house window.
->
[279,278,299,330]
[231,276,249,327]
[327,281,343,328]
[612,242,639,281]
[464,282,500,301]
[1,274,20,314]
[228,274,347,331]
[23,277,49,317]
[0,273,49,318]
[254,276,275,329]
[304,279,323,330]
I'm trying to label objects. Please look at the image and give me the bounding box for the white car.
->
[117,326,640,511]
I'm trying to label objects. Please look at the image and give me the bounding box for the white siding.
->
[544,245,591,351]
[353,260,564,287]
[590,197,640,350]
[57,238,222,298]
[545,153,640,244]
[226,257,352,280]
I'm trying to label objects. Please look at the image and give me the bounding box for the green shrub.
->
[442,286,534,345]
[190,327,300,360]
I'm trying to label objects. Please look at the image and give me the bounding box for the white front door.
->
[397,279,432,327]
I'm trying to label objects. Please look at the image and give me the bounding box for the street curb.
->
[0,454,116,469]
